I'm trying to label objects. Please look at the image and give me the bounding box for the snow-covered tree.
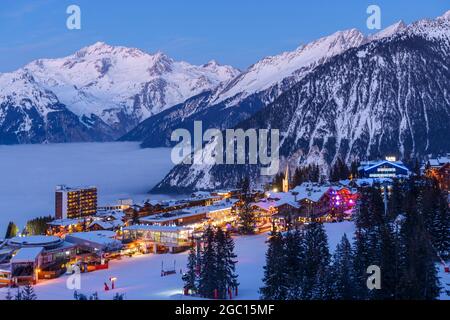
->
[237,176,256,234]
[21,284,37,300]
[260,232,288,300]
[301,222,331,300]
[330,234,356,300]
[182,246,199,295]
[198,226,218,299]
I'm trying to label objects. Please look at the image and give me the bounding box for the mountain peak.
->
[369,20,407,40]
[203,60,220,67]
[439,10,450,20]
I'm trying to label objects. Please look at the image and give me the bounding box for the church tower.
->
[282,166,289,193]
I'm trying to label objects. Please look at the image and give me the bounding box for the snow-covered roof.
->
[48,218,84,227]
[124,225,190,233]
[140,210,207,224]
[140,199,236,224]
[11,247,43,263]
[8,235,62,248]
[89,221,114,230]
[65,231,117,246]
[359,160,409,172]
[425,155,450,168]
[96,210,125,219]
[290,183,331,202]
[89,220,124,230]
[352,178,393,187]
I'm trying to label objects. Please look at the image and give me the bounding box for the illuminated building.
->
[55,185,97,220]
[358,157,410,179]
[423,155,450,192]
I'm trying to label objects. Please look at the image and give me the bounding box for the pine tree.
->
[14,288,22,301]
[222,230,239,296]
[73,291,88,300]
[397,200,441,300]
[5,289,12,301]
[387,179,404,221]
[352,227,372,299]
[311,263,334,300]
[198,226,218,299]
[284,229,304,299]
[350,160,360,179]
[21,284,37,300]
[237,177,255,234]
[5,221,18,239]
[182,246,199,295]
[89,292,99,300]
[330,158,350,182]
[112,293,125,300]
[330,234,356,300]
[214,228,227,299]
[260,232,288,300]
[301,222,331,299]
[432,193,450,259]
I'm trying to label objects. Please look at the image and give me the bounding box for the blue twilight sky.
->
[0,0,448,72]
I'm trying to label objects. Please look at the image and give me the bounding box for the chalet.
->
[252,193,300,231]
[88,220,124,231]
[291,183,332,221]
[423,154,450,192]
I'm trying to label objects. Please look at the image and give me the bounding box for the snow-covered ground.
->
[0,142,175,233]
[0,222,355,300]
[0,220,447,300]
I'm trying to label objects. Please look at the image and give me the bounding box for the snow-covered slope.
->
[123,29,374,147]
[214,29,366,105]
[0,70,114,144]
[153,12,450,192]
[369,21,407,41]
[123,20,416,148]
[0,42,239,143]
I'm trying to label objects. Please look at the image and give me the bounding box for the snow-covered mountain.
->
[123,24,408,147]
[153,12,450,192]
[0,42,239,143]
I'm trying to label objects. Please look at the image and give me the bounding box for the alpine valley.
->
[2,12,450,193]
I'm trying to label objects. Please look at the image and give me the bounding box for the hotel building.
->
[55,185,97,220]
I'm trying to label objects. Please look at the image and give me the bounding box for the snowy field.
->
[0,220,447,300]
[0,142,175,233]
[0,222,356,300]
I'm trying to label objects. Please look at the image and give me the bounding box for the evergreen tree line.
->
[4,221,19,239]
[25,216,53,235]
[261,177,448,300]
[4,284,37,300]
[260,222,334,300]
[73,291,124,300]
[330,158,360,182]
[292,164,321,186]
[183,226,239,299]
